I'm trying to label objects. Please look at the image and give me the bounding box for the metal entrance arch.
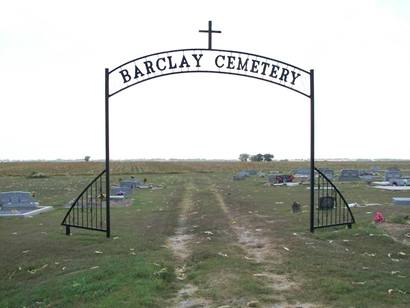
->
[62,22,355,237]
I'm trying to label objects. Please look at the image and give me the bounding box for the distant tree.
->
[239,153,250,162]
[263,153,274,162]
[84,156,91,162]
[250,153,264,162]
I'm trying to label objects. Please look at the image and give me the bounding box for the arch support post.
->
[310,69,315,233]
[105,68,111,238]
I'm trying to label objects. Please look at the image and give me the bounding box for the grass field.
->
[1,161,410,307]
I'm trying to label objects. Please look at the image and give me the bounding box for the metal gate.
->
[61,170,110,237]
[311,168,355,230]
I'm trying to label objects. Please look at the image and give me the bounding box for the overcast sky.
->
[1,0,410,161]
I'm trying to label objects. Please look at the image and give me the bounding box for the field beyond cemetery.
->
[1,160,410,307]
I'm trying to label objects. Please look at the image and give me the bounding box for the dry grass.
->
[1,161,410,307]
[1,159,409,177]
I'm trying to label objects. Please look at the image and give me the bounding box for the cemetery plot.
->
[0,191,53,217]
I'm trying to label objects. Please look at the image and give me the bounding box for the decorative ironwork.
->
[61,170,109,237]
[312,167,355,230]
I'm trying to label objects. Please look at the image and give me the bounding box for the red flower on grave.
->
[374,211,385,223]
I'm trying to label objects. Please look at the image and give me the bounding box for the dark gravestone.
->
[292,201,301,213]
[338,169,360,181]
[319,196,335,210]
[0,192,39,209]
[385,168,401,181]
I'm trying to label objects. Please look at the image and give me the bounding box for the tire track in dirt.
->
[166,183,195,262]
[166,182,212,308]
[211,184,281,264]
[210,183,320,307]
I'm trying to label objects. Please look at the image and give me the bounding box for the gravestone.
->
[232,171,250,181]
[257,171,266,177]
[392,197,410,206]
[238,171,250,177]
[111,186,132,196]
[359,170,374,181]
[389,178,409,186]
[0,191,39,209]
[338,169,360,181]
[385,168,401,181]
[130,177,144,186]
[0,191,53,217]
[319,168,334,180]
[268,174,294,184]
[292,201,301,213]
[319,196,335,209]
[371,166,381,173]
[120,180,139,189]
[293,168,311,177]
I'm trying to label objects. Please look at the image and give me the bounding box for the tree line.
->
[239,153,274,162]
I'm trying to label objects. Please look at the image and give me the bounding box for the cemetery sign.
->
[109,49,310,97]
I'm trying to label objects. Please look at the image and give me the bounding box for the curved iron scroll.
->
[61,170,108,235]
[313,167,355,230]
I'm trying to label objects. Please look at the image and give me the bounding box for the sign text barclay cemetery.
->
[108,49,310,97]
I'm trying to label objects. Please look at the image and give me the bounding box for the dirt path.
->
[211,184,280,264]
[166,183,195,262]
[166,182,212,307]
[211,183,320,307]
[167,178,319,307]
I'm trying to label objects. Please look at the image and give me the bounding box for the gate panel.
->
[313,167,355,230]
[61,170,108,236]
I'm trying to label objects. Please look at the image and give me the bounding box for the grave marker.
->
[339,169,360,181]
[320,168,334,180]
[111,186,132,196]
[385,168,401,181]
[0,191,53,217]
